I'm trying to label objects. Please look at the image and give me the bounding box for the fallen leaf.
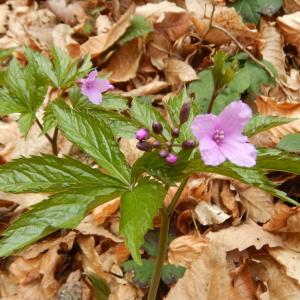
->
[57,270,83,300]
[92,198,120,226]
[95,14,113,36]
[283,0,300,13]
[119,138,143,166]
[80,5,135,58]
[101,38,143,82]
[220,182,240,221]
[207,220,283,251]
[52,24,79,52]
[168,234,209,268]
[278,12,300,47]
[195,201,231,225]
[165,243,231,300]
[0,4,9,34]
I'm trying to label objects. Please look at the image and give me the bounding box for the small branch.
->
[211,24,293,101]
[207,87,221,113]
[203,2,216,39]
[35,117,53,145]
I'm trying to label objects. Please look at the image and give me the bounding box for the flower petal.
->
[93,79,114,93]
[199,137,226,166]
[87,70,97,81]
[219,139,257,167]
[191,114,217,140]
[81,86,102,104]
[217,101,252,135]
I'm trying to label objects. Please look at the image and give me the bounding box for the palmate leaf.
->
[0,155,122,193]
[120,179,167,264]
[53,103,131,186]
[0,187,119,257]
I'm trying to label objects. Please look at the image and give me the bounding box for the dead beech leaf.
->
[95,14,113,36]
[164,58,198,84]
[233,182,274,223]
[165,243,231,300]
[269,248,300,284]
[168,234,209,268]
[101,38,143,82]
[277,12,300,47]
[57,270,83,300]
[0,4,9,34]
[251,96,300,147]
[220,182,240,221]
[207,220,283,251]
[80,5,135,58]
[92,198,120,226]
[52,24,79,52]
[259,19,286,79]
[119,138,142,166]
[284,0,300,13]
[195,201,230,225]
[135,1,184,22]
[258,256,300,300]
[109,280,144,300]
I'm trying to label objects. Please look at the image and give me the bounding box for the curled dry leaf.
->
[284,0,300,13]
[188,175,212,202]
[164,58,198,84]
[101,38,143,82]
[0,4,9,34]
[207,220,283,252]
[277,12,300,47]
[57,270,83,300]
[92,198,120,226]
[165,243,231,300]
[195,201,231,225]
[259,19,286,79]
[251,96,300,147]
[119,138,142,166]
[80,4,135,58]
[168,234,209,268]
[269,248,300,284]
[109,280,144,300]
[52,24,79,54]
[220,182,240,221]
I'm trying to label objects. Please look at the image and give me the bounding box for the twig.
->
[211,24,293,102]
[203,2,216,39]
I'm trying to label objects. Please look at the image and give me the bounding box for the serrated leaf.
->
[161,264,186,285]
[86,272,111,300]
[0,187,119,257]
[233,0,260,24]
[0,155,122,193]
[0,88,27,114]
[42,103,57,134]
[120,180,166,263]
[18,112,35,136]
[118,15,153,45]
[52,47,71,87]
[277,134,300,153]
[101,93,129,111]
[257,0,282,16]
[53,103,130,186]
[244,115,295,137]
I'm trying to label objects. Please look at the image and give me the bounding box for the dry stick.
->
[203,3,216,40]
[210,24,293,102]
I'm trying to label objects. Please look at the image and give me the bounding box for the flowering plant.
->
[0,48,299,300]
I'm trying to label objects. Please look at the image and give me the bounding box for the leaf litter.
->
[1,0,300,299]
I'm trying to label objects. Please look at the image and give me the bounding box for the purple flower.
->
[191,101,256,167]
[165,153,178,165]
[78,70,114,104]
[135,128,150,141]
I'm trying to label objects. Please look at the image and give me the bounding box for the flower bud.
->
[165,153,178,165]
[172,128,180,138]
[152,122,163,134]
[182,140,196,149]
[135,128,149,141]
[136,141,153,152]
[179,102,190,124]
[159,149,169,158]
[152,140,161,148]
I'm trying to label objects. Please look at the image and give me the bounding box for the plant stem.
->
[147,178,189,300]
[206,87,220,114]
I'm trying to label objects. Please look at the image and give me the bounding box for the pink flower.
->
[191,101,256,167]
[78,70,114,104]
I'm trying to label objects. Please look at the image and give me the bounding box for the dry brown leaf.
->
[135,1,184,22]
[80,5,135,58]
[0,4,9,34]
[207,220,283,251]
[101,38,143,82]
[52,24,79,52]
[259,19,286,79]
[57,270,83,300]
[165,243,231,300]
[233,182,274,223]
[168,234,209,267]
[109,280,144,300]
[185,0,215,18]
[95,14,113,36]
[277,12,300,47]
[284,0,300,13]
[269,248,300,284]
[92,198,120,226]
[220,182,240,220]
[119,138,142,166]
[251,96,300,147]
[195,201,231,225]
[258,256,300,300]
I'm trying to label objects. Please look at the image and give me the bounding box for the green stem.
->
[147,178,189,300]
[206,87,220,114]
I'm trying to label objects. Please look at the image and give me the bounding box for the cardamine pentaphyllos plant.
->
[0,48,299,300]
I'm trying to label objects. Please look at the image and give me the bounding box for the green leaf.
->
[161,264,186,285]
[0,155,122,193]
[244,115,295,137]
[257,0,283,16]
[53,103,131,186]
[0,88,27,114]
[18,112,35,136]
[118,16,153,45]
[186,158,299,206]
[86,272,111,300]
[130,97,171,140]
[101,93,129,111]
[120,179,166,263]
[42,102,57,134]
[52,47,71,87]
[277,134,300,153]
[0,48,15,61]
[0,188,119,257]
[233,0,260,24]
